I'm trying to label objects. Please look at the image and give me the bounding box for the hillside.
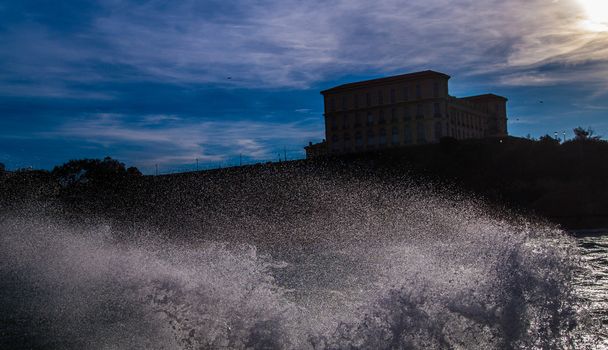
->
[1,137,607,234]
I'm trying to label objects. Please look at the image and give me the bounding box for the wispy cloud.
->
[40,114,321,167]
[2,0,608,169]
[2,0,608,94]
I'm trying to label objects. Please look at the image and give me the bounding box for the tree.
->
[573,127,602,141]
[51,157,140,187]
[0,162,5,174]
[126,166,142,176]
[539,134,559,145]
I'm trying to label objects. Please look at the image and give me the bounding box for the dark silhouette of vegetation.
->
[127,166,143,177]
[539,134,559,145]
[51,157,134,187]
[0,162,5,174]
[573,126,602,141]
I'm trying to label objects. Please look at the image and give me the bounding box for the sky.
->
[1,0,607,173]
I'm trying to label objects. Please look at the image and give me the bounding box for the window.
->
[403,106,411,121]
[433,81,439,98]
[390,89,396,103]
[366,93,371,107]
[433,103,441,117]
[379,129,387,146]
[367,129,376,147]
[392,127,399,145]
[403,86,409,101]
[416,84,421,98]
[354,94,359,109]
[404,125,412,144]
[330,98,335,111]
[367,113,374,126]
[416,104,424,119]
[434,122,442,140]
[378,90,383,105]
[417,122,426,143]
[331,116,338,130]
[342,96,347,110]
[355,131,363,147]
[331,134,339,151]
[355,112,361,127]
[342,114,349,129]
[379,110,385,124]
[343,133,351,150]
[391,108,398,122]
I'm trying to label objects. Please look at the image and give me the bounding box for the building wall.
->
[460,95,508,137]
[318,71,507,156]
[322,72,451,154]
[447,97,494,140]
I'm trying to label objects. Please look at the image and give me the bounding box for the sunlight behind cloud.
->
[578,0,608,32]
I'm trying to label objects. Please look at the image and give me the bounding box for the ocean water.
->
[574,234,608,348]
[0,177,605,349]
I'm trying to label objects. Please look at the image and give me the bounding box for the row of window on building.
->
[328,81,443,112]
[328,103,486,131]
[330,123,444,151]
[330,122,487,152]
[449,109,487,132]
[329,103,445,130]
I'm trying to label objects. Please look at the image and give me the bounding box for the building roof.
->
[462,93,508,101]
[320,70,451,95]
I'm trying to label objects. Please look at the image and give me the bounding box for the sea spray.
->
[0,173,590,349]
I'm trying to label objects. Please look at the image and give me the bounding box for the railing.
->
[138,147,308,176]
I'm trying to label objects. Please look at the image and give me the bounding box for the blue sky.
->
[1,0,607,173]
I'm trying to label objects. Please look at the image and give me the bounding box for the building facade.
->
[305,70,507,157]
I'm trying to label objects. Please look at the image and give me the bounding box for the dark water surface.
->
[574,233,608,348]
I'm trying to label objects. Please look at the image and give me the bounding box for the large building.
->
[305,70,507,157]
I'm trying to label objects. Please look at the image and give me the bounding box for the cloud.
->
[40,113,321,168]
[2,0,608,96]
[2,0,608,170]
[509,117,540,125]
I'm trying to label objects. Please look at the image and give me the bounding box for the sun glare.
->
[578,0,608,32]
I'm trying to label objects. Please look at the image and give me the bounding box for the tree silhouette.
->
[539,134,559,145]
[51,157,139,187]
[573,127,602,141]
[127,166,142,176]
